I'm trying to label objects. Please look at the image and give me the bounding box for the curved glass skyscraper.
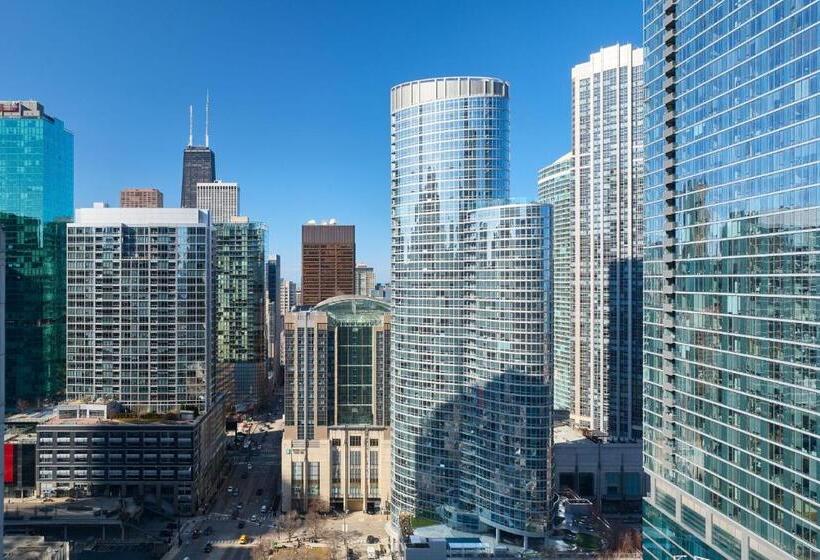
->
[390,77,552,543]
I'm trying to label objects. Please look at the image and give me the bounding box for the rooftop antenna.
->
[205,90,210,148]
[188,105,193,146]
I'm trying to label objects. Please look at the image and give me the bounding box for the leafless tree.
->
[398,511,414,539]
[279,510,302,542]
[305,499,328,541]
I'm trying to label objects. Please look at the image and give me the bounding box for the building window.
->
[348,436,361,447]
[308,462,320,497]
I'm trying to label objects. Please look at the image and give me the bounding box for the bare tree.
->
[279,510,302,542]
[398,511,414,539]
[305,499,328,541]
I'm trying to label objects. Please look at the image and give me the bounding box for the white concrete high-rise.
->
[66,206,214,412]
[566,45,644,441]
[196,180,238,223]
[391,77,552,544]
[355,263,376,297]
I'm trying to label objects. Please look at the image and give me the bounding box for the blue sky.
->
[4,1,641,282]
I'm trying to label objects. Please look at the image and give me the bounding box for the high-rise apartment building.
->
[66,206,214,413]
[562,45,645,441]
[282,296,391,514]
[537,152,574,415]
[0,100,73,409]
[301,222,355,306]
[214,217,267,411]
[642,3,819,560]
[280,280,297,315]
[391,77,553,545]
[355,263,376,297]
[266,255,282,376]
[196,181,238,223]
[120,188,163,208]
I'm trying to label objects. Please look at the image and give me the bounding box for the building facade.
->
[537,152,574,416]
[119,188,163,208]
[181,146,216,209]
[355,264,376,297]
[301,222,356,306]
[390,77,553,545]
[0,100,73,409]
[214,217,267,411]
[642,2,820,560]
[35,399,225,516]
[66,206,214,413]
[563,45,645,441]
[281,296,391,514]
[196,180,239,223]
[266,255,282,380]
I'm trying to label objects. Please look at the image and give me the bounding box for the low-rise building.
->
[552,425,645,515]
[402,536,512,560]
[4,535,70,560]
[35,397,225,516]
[282,296,391,514]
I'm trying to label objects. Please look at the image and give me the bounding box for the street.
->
[169,393,283,560]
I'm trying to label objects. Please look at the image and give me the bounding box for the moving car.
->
[238,534,249,545]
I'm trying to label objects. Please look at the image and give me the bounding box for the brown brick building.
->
[120,188,164,208]
[301,222,355,306]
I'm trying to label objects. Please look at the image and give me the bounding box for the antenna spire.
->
[205,90,210,148]
[188,105,193,146]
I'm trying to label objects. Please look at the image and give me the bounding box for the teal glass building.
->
[0,101,73,409]
[642,1,819,559]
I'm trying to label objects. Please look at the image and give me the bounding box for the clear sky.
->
[4,1,641,282]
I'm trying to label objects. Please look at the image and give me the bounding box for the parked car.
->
[203,543,213,553]
[238,521,245,529]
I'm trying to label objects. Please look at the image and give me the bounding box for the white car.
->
[227,486,233,494]
[260,505,267,514]
[251,514,258,522]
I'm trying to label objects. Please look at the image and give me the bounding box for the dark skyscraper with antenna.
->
[181,95,216,208]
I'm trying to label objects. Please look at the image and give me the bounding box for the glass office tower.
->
[215,218,267,410]
[0,101,73,409]
[642,2,819,559]
[391,77,552,545]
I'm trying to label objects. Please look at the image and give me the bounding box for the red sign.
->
[4,444,14,484]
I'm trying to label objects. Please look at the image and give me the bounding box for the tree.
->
[279,510,302,542]
[305,499,328,541]
[398,512,414,539]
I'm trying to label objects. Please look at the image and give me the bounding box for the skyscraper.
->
[642,2,819,560]
[214,217,267,411]
[391,77,552,545]
[196,180,239,223]
[66,206,214,412]
[266,255,282,376]
[280,280,297,314]
[0,100,73,409]
[281,296,392,514]
[564,45,645,441]
[537,152,574,416]
[355,263,376,297]
[181,147,216,208]
[301,222,355,306]
[120,187,163,208]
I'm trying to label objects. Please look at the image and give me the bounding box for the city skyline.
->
[3,1,641,281]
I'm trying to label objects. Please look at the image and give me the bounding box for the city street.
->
[168,393,284,560]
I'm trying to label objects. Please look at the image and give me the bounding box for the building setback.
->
[0,100,73,409]
[66,206,214,413]
[214,217,267,411]
[196,181,239,224]
[120,188,163,208]
[301,222,355,306]
[281,296,391,514]
[390,77,552,545]
[642,2,820,560]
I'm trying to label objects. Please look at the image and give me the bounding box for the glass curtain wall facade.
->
[0,101,73,409]
[570,45,645,441]
[538,152,574,415]
[643,1,819,559]
[215,220,267,410]
[66,208,214,413]
[181,146,216,208]
[390,77,552,542]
